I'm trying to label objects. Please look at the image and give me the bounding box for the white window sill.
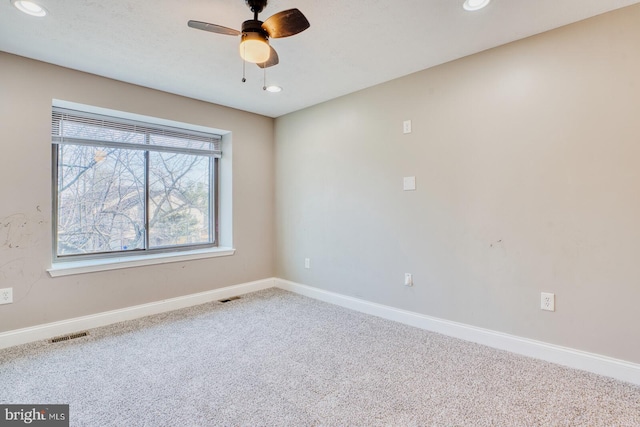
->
[47,247,236,277]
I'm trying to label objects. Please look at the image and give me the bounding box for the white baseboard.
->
[275,278,640,386]
[3,276,638,387]
[0,278,275,350]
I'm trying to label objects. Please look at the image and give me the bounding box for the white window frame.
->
[48,101,234,277]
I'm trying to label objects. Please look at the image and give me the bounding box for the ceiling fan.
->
[188,0,310,69]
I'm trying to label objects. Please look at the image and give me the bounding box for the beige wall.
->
[0,53,275,332]
[275,5,640,363]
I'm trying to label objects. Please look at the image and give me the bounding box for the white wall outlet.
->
[541,292,555,311]
[304,258,311,269]
[403,120,412,134]
[0,288,13,305]
[403,176,416,191]
[404,273,413,287]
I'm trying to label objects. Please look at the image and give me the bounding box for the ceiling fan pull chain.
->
[242,45,247,83]
[263,66,267,90]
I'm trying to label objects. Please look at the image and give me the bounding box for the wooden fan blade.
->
[261,9,310,38]
[257,46,279,68]
[188,20,241,36]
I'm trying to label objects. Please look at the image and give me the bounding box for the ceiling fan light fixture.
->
[12,0,47,17]
[463,0,491,11]
[239,32,270,64]
[265,85,282,93]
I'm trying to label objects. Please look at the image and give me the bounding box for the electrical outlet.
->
[0,288,13,305]
[304,258,311,269]
[541,292,555,311]
[403,120,412,134]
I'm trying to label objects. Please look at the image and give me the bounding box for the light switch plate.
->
[404,273,413,287]
[403,176,416,191]
[403,120,412,134]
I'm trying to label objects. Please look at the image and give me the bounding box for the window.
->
[51,107,222,262]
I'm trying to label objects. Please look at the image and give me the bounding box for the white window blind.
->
[51,108,222,157]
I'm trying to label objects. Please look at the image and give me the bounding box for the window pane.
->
[148,152,211,248]
[57,145,145,256]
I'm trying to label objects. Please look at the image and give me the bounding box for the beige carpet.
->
[1,288,639,426]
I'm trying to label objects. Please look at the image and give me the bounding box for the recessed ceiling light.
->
[463,0,491,11]
[265,85,282,93]
[12,0,48,17]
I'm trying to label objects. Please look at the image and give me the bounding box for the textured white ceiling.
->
[1,0,639,117]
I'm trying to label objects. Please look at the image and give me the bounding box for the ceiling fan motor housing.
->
[242,20,268,38]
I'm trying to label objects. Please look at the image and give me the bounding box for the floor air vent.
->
[50,331,89,343]
[218,296,241,303]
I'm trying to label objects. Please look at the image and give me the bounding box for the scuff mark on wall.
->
[0,208,47,250]
[1,214,30,249]
[490,239,503,248]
